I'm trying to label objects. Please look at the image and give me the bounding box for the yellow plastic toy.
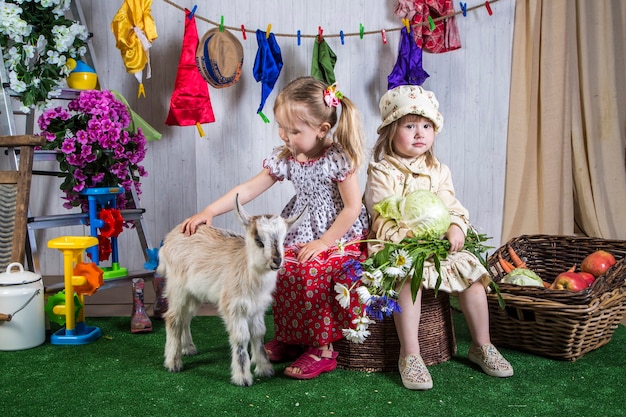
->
[47,236,104,345]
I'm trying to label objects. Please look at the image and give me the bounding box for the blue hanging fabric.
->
[253,30,283,115]
[387,26,429,90]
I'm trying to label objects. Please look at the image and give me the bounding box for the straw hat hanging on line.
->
[196,28,244,88]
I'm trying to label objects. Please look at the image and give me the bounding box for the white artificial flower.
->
[342,328,370,344]
[334,283,351,309]
[352,314,374,331]
[355,285,372,305]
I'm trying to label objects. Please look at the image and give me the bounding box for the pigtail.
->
[334,95,365,171]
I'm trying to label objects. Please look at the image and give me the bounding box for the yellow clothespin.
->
[402,18,410,33]
[196,122,205,138]
[266,24,272,39]
[137,83,146,99]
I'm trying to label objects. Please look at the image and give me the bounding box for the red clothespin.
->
[485,1,493,16]
[381,29,387,45]
[240,24,247,40]
[318,26,323,43]
[460,2,467,16]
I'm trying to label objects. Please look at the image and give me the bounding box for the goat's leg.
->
[163,306,184,372]
[180,300,198,356]
[249,311,273,378]
[225,313,253,386]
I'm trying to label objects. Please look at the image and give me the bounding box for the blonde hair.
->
[371,114,436,167]
[273,77,365,170]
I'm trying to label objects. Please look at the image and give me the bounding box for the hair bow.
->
[324,84,343,108]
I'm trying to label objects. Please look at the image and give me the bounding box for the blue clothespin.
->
[459,2,467,16]
[340,30,344,45]
[188,5,197,19]
[297,30,301,46]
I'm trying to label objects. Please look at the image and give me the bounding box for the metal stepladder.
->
[0,1,157,286]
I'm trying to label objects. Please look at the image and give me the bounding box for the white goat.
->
[158,196,305,386]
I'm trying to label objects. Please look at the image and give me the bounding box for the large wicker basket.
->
[334,290,457,372]
[486,235,626,361]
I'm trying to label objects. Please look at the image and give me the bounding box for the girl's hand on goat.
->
[181,213,213,235]
[296,239,329,263]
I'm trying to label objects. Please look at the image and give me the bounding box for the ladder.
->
[0,0,155,280]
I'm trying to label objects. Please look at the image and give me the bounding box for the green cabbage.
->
[501,268,544,286]
[374,190,451,239]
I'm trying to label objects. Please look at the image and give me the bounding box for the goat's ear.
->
[285,205,308,230]
[234,194,251,226]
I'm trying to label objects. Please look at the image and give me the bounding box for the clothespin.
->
[381,29,387,45]
[340,30,344,45]
[241,24,247,40]
[459,2,467,16]
[402,18,411,33]
[266,24,272,39]
[427,16,435,31]
[297,30,301,46]
[258,111,270,124]
[188,5,197,19]
[219,16,224,32]
[196,122,205,138]
[137,83,146,99]
[485,1,493,16]
[318,26,323,43]
[359,23,364,39]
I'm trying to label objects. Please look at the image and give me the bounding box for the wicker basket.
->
[334,290,457,372]
[486,235,626,361]
[488,235,626,305]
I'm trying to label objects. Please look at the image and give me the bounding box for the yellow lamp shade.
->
[67,72,98,90]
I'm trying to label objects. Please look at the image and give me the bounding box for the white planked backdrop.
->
[9,0,515,276]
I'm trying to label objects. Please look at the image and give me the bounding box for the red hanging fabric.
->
[395,0,461,54]
[165,9,215,126]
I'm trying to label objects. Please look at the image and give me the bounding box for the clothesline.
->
[161,0,501,41]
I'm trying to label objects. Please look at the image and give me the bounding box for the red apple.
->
[551,272,589,291]
[578,271,596,286]
[580,250,617,278]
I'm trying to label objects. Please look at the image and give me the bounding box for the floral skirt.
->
[272,243,367,348]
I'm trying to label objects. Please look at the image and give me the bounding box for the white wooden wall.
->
[6,0,515,276]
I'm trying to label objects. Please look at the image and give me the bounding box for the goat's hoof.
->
[182,344,197,356]
[231,376,253,387]
[164,360,183,372]
[254,365,274,378]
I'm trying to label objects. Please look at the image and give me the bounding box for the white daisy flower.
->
[334,283,351,309]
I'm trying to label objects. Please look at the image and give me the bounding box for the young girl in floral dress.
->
[181,76,369,380]
[364,85,513,390]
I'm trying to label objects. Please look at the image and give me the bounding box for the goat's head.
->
[235,194,307,271]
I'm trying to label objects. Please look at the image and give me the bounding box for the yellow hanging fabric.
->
[111,0,158,97]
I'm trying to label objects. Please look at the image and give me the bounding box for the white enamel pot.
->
[0,262,45,350]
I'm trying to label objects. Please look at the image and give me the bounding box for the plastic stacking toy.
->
[66,59,98,90]
[80,187,128,279]
[47,236,104,345]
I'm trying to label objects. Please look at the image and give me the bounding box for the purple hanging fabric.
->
[387,26,429,90]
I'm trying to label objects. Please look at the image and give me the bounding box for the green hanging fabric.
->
[112,90,162,141]
[311,38,337,85]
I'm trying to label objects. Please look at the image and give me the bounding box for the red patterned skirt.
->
[272,243,367,348]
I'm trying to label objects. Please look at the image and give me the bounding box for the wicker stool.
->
[334,290,457,372]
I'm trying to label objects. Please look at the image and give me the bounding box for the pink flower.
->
[37,89,148,213]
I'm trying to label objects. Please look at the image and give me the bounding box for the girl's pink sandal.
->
[264,339,303,363]
[284,347,338,380]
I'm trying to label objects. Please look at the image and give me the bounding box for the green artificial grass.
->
[1,312,625,417]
